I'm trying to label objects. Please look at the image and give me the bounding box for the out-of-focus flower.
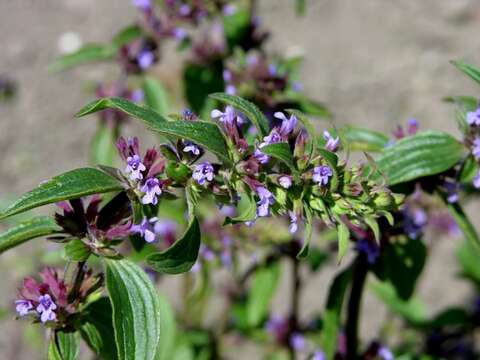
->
[323,130,339,152]
[472,137,480,160]
[130,217,159,243]
[278,175,292,189]
[467,107,480,126]
[355,239,380,264]
[255,186,274,217]
[290,333,306,351]
[474,170,480,189]
[288,211,298,234]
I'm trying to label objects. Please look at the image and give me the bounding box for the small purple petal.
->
[312,166,333,186]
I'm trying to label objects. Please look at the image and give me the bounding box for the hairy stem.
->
[345,255,368,360]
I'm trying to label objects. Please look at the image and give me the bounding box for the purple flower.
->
[261,129,283,146]
[140,177,162,205]
[131,217,158,243]
[312,166,333,186]
[472,137,480,160]
[355,239,380,264]
[183,141,200,156]
[178,4,190,16]
[323,130,339,152]
[254,148,270,164]
[125,154,146,181]
[132,0,151,10]
[378,346,394,360]
[473,170,480,189]
[211,106,236,126]
[222,4,237,15]
[278,175,292,189]
[173,28,187,40]
[290,333,306,351]
[225,84,236,95]
[137,51,154,70]
[288,211,298,234]
[312,351,325,360]
[274,112,297,137]
[223,69,232,82]
[130,89,144,102]
[15,299,33,316]
[407,118,419,135]
[403,207,427,239]
[192,162,214,185]
[466,107,480,126]
[443,181,459,203]
[256,186,274,217]
[268,63,277,76]
[36,294,57,323]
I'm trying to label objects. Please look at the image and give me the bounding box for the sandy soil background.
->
[1,0,480,358]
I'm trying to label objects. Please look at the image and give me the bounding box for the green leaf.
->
[295,97,331,118]
[451,60,480,85]
[105,259,161,360]
[370,280,427,325]
[64,239,90,262]
[297,205,313,259]
[246,262,280,327]
[155,295,177,360]
[49,44,115,72]
[143,76,170,116]
[259,142,297,174]
[82,297,118,359]
[76,97,231,164]
[374,131,464,185]
[80,321,103,355]
[0,216,60,254]
[184,63,224,114]
[111,25,143,48]
[321,266,353,359]
[296,0,306,15]
[90,124,117,166]
[209,93,269,136]
[48,331,80,360]
[364,216,380,243]
[223,192,256,225]
[223,8,250,50]
[444,199,480,251]
[336,222,350,262]
[0,168,122,220]
[372,238,427,300]
[342,126,389,152]
[456,239,480,283]
[146,218,201,274]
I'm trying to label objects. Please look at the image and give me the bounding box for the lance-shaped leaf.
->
[0,216,61,254]
[0,168,122,220]
[49,44,115,72]
[246,261,280,327]
[155,295,177,360]
[223,192,256,225]
[105,259,161,360]
[341,126,389,152]
[146,217,201,274]
[321,266,353,359]
[337,222,350,262]
[209,93,270,136]
[374,131,464,185]
[76,97,231,164]
[143,76,170,116]
[260,142,298,174]
[297,205,313,259]
[48,331,80,360]
[452,60,480,85]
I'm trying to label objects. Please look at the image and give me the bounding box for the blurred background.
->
[1,0,480,358]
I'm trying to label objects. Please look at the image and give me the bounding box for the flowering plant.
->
[2,2,480,360]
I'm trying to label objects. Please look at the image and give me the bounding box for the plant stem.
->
[67,261,86,303]
[345,255,368,360]
[288,252,301,360]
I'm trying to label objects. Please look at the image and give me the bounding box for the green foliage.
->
[64,239,90,262]
[452,60,480,85]
[76,97,231,163]
[48,331,80,360]
[105,259,161,360]
[260,143,298,174]
[209,93,270,136]
[0,168,122,220]
[246,261,280,327]
[146,218,201,274]
[91,124,118,166]
[321,266,353,359]
[184,63,224,114]
[373,238,427,300]
[0,216,60,254]
[143,76,170,116]
[374,131,464,185]
[342,126,389,152]
[155,295,177,360]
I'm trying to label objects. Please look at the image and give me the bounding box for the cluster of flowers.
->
[15,267,101,326]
